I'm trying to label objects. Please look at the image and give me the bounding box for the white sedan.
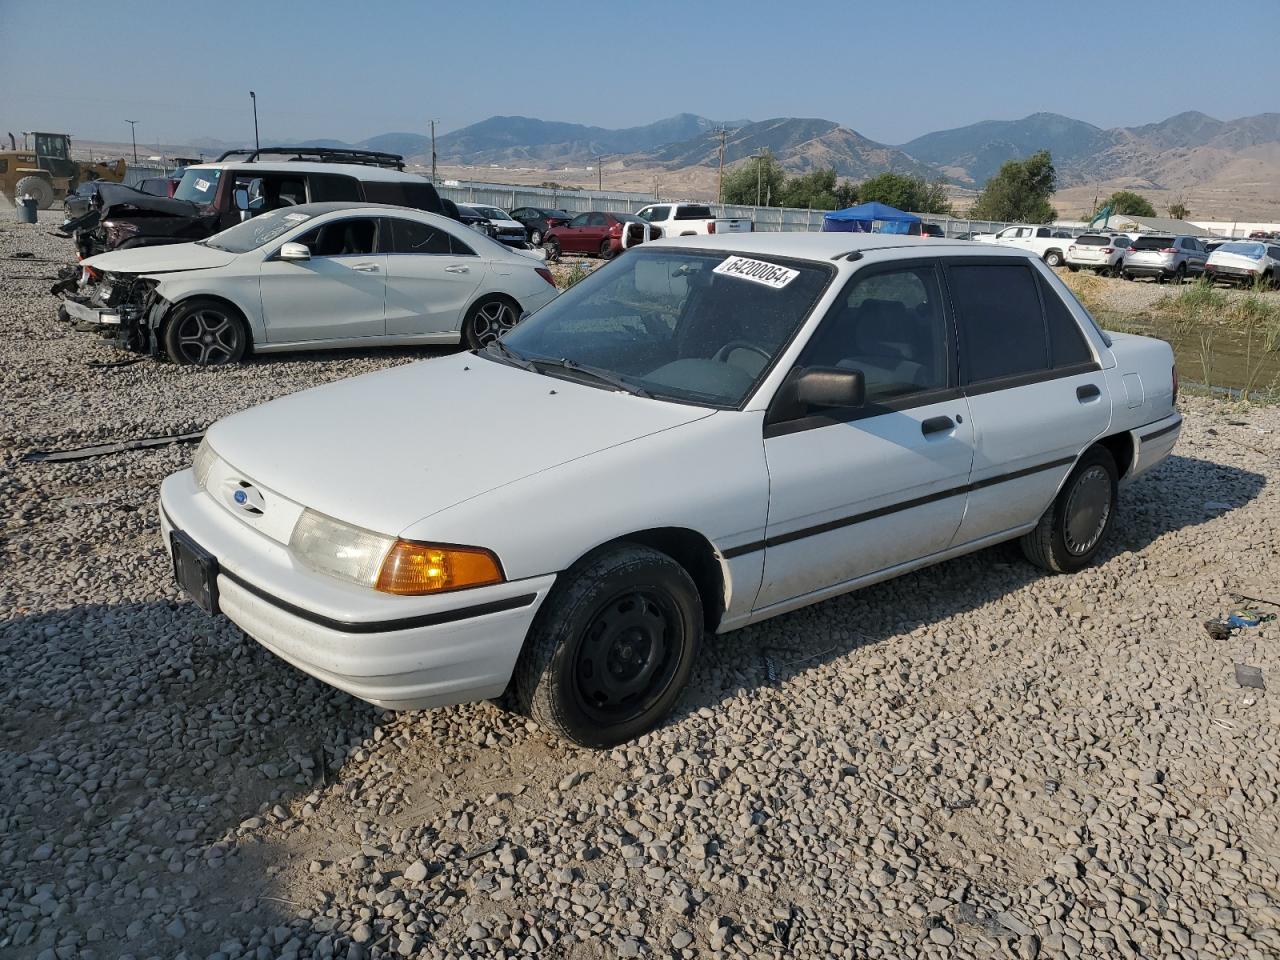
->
[64,202,559,365]
[160,233,1181,746]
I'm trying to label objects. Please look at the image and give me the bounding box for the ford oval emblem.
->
[225,481,266,517]
[234,489,248,505]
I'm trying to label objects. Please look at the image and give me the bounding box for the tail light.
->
[609,223,621,237]
[1101,247,1114,254]
[534,267,556,287]
[1160,247,1177,254]
[708,222,716,234]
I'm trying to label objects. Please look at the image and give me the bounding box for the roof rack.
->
[213,146,405,170]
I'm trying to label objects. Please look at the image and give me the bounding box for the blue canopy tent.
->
[822,201,921,234]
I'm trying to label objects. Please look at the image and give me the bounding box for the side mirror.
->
[794,366,866,409]
[233,188,249,211]
[278,242,311,262]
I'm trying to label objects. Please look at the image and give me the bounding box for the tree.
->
[855,172,952,214]
[834,179,859,208]
[969,150,1057,222]
[1103,190,1156,218]
[1167,197,1191,220]
[721,152,785,206]
[778,168,840,210]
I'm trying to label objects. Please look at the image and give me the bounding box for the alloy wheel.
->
[469,299,517,346]
[175,309,241,365]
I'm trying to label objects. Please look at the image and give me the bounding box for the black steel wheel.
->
[163,299,247,366]
[1021,445,1118,573]
[599,239,614,260]
[513,544,702,747]
[543,238,561,263]
[463,297,519,350]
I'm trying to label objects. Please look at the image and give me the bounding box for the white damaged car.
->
[161,233,1182,746]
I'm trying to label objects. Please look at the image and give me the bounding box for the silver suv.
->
[1122,235,1207,283]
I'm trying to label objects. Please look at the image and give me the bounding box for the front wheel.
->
[512,544,703,748]
[529,229,542,247]
[163,299,248,366]
[1021,446,1118,574]
[462,296,518,350]
[543,238,561,263]
[14,175,55,209]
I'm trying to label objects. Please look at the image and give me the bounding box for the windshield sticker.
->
[283,212,310,222]
[194,178,210,192]
[713,256,798,289]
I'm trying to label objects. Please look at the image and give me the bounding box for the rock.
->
[403,859,429,883]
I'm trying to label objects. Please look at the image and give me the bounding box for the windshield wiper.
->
[531,357,652,398]
[483,338,535,371]
[197,239,227,251]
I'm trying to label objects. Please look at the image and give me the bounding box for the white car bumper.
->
[1127,411,1182,482]
[159,471,556,710]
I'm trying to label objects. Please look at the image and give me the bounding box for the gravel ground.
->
[3,211,1280,960]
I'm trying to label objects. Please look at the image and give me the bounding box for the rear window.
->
[1131,236,1174,251]
[1219,242,1266,258]
[1074,235,1109,246]
[674,205,713,220]
[361,180,442,213]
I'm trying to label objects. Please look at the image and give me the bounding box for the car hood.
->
[85,242,238,275]
[205,352,715,536]
[95,181,201,218]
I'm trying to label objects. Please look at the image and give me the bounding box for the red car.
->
[543,211,661,261]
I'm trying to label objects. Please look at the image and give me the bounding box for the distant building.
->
[1106,214,1212,236]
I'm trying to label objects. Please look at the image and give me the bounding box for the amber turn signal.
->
[375,541,504,595]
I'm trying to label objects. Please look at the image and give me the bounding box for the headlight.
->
[288,509,504,596]
[192,438,217,490]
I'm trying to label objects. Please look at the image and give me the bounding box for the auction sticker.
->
[713,256,798,289]
[194,178,210,192]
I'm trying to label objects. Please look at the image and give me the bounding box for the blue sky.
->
[2,0,1273,148]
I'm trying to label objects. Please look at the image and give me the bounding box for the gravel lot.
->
[3,212,1279,960]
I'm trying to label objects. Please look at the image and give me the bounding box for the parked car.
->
[1121,235,1207,282]
[65,146,447,259]
[453,203,494,234]
[1205,240,1280,287]
[159,232,1179,746]
[1203,237,1235,255]
[543,212,660,261]
[463,204,531,248]
[916,223,944,238]
[509,207,573,246]
[62,180,103,221]
[972,225,1075,266]
[60,203,558,365]
[136,176,178,198]
[634,201,753,237]
[1066,233,1133,276]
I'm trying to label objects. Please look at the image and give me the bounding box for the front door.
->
[756,262,974,611]
[382,216,485,336]
[259,216,387,343]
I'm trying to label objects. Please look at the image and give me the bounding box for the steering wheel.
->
[712,339,771,366]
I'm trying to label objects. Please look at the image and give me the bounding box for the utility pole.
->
[124,120,138,163]
[430,119,439,183]
[249,91,259,153]
[716,128,727,205]
[595,156,602,192]
[748,151,767,207]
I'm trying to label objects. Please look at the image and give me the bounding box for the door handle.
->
[445,265,470,274]
[1077,384,1101,402]
[352,263,379,273]
[921,416,955,436]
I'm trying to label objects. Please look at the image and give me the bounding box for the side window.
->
[388,218,451,255]
[1036,227,1051,238]
[588,213,608,227]
[948,263,1048,383]
[1115,236,1130,248]
[510,208,527,220]
[569,214,589,228]
[448,233,476,257]
[1268,246,1280,261]
[797,265,951,404]
[308,174,360,203]
[294,218,378,257]
[1038,275,1094,367]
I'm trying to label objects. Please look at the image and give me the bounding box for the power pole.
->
[249,92,259,153]
[716,128,727,205]
[124,120,138,163]
[430,119,438,182]
[595,156,602,192]
[748,151,767,207]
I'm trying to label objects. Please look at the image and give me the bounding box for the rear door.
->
[944,258,1110,546]
[756,261,974,610]
[258,216,387,343]
[562,213,590,252]
[382,216,485,336]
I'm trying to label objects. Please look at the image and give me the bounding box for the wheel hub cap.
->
[1064,465,1111,555]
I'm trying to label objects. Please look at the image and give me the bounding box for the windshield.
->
[1219,242,1266,259]
[542,209,571,219]
[173,168,222,205]
[496,248,833,407]
[200,207,314,253]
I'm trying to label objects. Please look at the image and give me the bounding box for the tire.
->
[1067,265,1080,273]
[1020,446,1118,574]
[1173,264,1187,284]
[1044,250,1064,268]
[512,544,703,748]
[529,229,542,247]
[15,175,54,209]
[543,238,561,263]
[162,298,248,366]
[599,239,614,260]
[462,296,519,350]
[1111,260,1124,278]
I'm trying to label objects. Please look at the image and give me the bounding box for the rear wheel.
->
[1111,260,1125,278]
[1044,250,1064,268]
[163,299,248,366]
[1173,264,1187,284]
[462,296,519,350]
[543,238,561,263]
[14,176,54,209]
[1021,446,1118,574]
[599,239,614,260]
[513,544,703,748]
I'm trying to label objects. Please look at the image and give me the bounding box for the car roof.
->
[258,201,455,224]
[181,161,427,183]
[650,231,1028,261]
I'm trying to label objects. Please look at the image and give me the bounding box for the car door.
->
[562,213,591,252]
[382,216,486,336]
[1184,238,1207,273]
[258,216,387,343]
[755,261,975,611]
[944,258,1110,547]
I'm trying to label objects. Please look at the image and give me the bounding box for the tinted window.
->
[1114,236,1131,248]
[448,233,476,256]
[588,213,608,226]
[1075,235,1108,246]
[799,266,950,403]
[1132,236,1174,251]
[1036,227,1051,238]
[642,205,670,222]
[675,205,713,220]
[308,173,360,203]
[1038,276,1093,367]
[1268,246,1280,260]
[361,180,442,212]
[294,217,378,256]
[948,263,1047,383]
[388,218,451,254]
[569,214,589,227]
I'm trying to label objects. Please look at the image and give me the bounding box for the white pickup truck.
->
[973,224,1078,267]
[634,201,753,237]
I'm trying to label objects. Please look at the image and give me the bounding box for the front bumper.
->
[63,298,124,328]
[159,470,556,710]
